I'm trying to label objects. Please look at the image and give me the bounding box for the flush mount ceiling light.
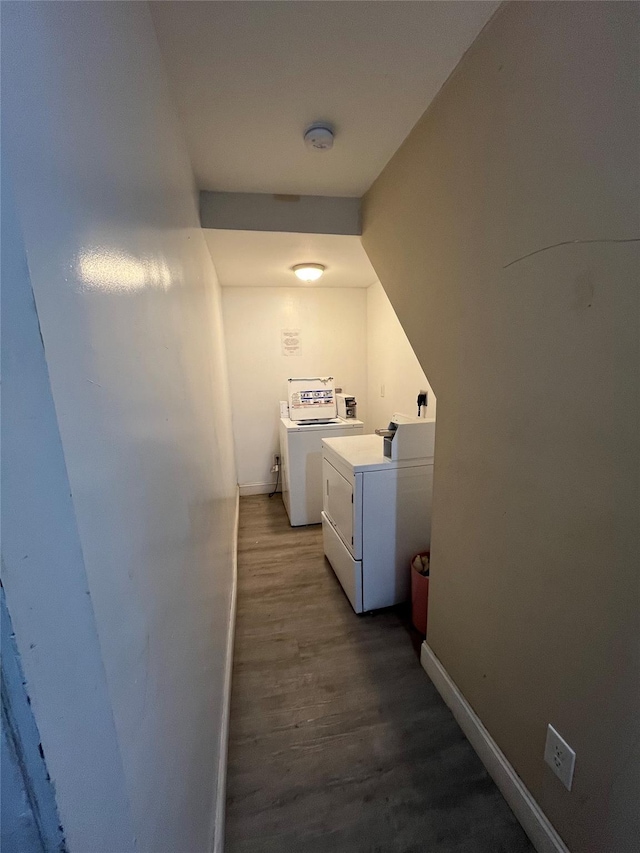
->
[293,263,325,282]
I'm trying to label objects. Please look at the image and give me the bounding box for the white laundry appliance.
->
[321,415,435,613]
[279,378,363,527]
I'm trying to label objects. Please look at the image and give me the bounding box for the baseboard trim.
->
[238,482,280,496]
[212,487,240,853]
[420,642,570,853]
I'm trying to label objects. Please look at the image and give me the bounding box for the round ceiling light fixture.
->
[304,123,334,151]
[293,263,325,282]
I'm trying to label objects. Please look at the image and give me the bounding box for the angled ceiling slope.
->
[151,1,499,197]
[204,230,377,288]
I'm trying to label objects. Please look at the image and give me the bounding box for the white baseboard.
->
[420,642,570,853]
[212,487,240,853]
[238,482,280,496]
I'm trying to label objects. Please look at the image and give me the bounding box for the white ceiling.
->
[204,230,378,288]
[151,1,499,197]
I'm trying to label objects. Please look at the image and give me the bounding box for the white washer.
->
[279,418,364,526]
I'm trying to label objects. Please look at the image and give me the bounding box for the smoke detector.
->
[304,123,334,151]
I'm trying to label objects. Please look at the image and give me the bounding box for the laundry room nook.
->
[208,215,439,617]
[213,237,435,487]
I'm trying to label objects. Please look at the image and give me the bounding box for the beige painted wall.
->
[362,3,639,852]
[366,281,436,433]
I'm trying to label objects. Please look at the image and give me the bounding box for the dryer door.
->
[323,457,355,555]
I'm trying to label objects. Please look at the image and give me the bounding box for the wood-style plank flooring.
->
[226,495,533,853]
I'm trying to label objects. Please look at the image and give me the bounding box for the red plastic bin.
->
[410,551,430,635]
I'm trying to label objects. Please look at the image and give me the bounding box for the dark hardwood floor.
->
[225,495,533,853]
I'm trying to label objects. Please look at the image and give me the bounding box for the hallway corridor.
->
[225,496,533,852]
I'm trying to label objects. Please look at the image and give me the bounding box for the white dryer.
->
[321,418,435,613]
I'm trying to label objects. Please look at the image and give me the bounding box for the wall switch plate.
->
[544,724,576,790]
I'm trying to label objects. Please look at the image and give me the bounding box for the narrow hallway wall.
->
[362,3,640,852]
[2,3,237,851]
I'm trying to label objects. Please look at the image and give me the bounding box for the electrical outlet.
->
[544,724,576,791]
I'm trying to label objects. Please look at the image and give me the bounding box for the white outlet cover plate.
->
[544,724,576,791]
